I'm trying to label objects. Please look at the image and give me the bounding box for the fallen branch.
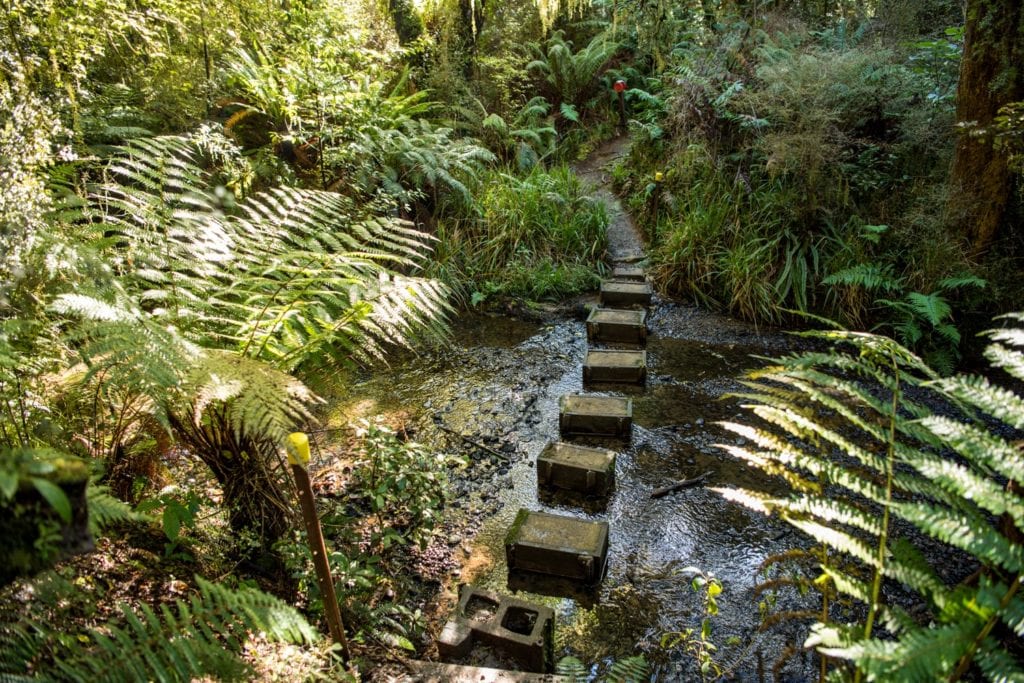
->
[435,423,510,462]
[650,471,712,499]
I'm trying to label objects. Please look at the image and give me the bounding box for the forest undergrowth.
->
[2,0,1023,680]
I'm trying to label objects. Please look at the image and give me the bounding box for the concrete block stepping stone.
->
[586,308,647,345]
[505,509,609,585]
[583,349,647,386]
[437,585,555,673]
[558,394,632,438]
[600,281,653,307]
[612,264,647,282]
[537,441,616,495]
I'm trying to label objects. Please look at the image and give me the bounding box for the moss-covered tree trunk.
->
[948,0,1024,254]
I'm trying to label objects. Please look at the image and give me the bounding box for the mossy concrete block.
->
[586,308,647,345]
[537,441,616,495]
[611,265,647,282]
[583,349,647,386]
[558,394,632,439]
[437,585,555,673]
[600,281,653,307]
[505,509,609,585]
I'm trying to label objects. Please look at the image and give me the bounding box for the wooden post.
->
[286,433,351,661]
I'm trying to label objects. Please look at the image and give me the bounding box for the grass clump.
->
[430,165,608,304]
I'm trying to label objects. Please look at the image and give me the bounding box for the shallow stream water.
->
[327,301,814,681]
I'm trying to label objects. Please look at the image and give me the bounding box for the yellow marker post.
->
[286,432,350,661]
[652,171,664,226]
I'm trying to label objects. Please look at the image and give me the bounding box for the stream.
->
[325,139,816,681]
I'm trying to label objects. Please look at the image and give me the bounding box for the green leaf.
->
[560,102,579,122]
[163,507,181,541]
[0,470,17,500]
[906,291,952,327]
[31,477,72,523]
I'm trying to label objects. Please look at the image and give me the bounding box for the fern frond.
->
[894,502,1024,573]
[556,656,587,682]
[183,351,319,443]
[830,621,978,682]
[822,263,902,292]
[933,374,1024,430]
[53,576,319,682]
[86,483,144,534]
[604,655,649,682]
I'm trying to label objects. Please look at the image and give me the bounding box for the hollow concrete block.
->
[611,264,647,282]
[558,394,632,439]
[583,349,647,386]
[437,585,555,673]
[600,281,653,307]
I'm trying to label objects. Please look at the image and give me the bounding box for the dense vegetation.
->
[1,0,1022,680]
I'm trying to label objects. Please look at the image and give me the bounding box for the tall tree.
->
[948,0,1023,254]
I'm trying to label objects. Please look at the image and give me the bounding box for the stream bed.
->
[327,299,816,681]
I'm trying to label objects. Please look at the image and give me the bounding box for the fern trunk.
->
[170,415,293,548]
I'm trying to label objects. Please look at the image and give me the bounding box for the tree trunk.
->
[948,0,1024,254]
[388,0,423,46]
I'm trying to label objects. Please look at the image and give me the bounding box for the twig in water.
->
[435,422,511,462]
[650,471,712,499]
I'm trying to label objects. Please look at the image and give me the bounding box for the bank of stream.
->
[326,139,815,680]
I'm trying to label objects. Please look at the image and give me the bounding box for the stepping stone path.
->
[435,142,654,677]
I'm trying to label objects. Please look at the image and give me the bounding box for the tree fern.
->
[715,319,1024,681]
[527,31,619,109]
[51,134,453,544]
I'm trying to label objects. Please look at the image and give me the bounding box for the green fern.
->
[52,134,453,544]
[86,482,145,534]
[556,654,648,682]
[556,656,588,681]
[604,656,649,682]
[715,318,1024,681]
[449,96,556,171]
[822,263,903,293]
[47,576,320,682]
[527,31,619,110]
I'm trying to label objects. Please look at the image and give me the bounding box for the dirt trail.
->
[573,136,647,265]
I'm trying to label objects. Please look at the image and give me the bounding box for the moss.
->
[504,508,531,548]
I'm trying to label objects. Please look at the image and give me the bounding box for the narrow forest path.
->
[574,136,647,266]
